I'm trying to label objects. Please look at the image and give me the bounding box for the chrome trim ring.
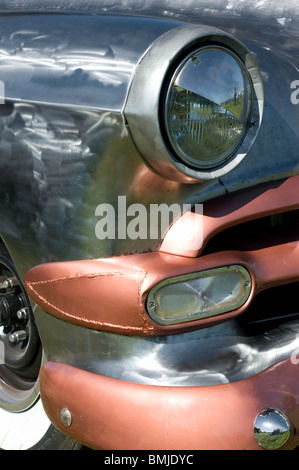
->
[125,23,264,183]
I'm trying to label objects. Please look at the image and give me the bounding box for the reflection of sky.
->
[176,48,245,106]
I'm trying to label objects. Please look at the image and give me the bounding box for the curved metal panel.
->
[0,4,297,277]
[1,0,299,24]
[0,14,179,111]
[34,306,299,388]
[39,358,299,450]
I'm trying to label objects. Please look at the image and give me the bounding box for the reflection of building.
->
[169,86,244,149]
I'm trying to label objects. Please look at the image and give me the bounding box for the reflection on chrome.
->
[35,305,299,388]
[254,409,291,450]
[169,89,244,159]
[165,46,252,169]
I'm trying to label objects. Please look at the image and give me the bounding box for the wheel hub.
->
[0,258,41,413]
[0,270,39,369]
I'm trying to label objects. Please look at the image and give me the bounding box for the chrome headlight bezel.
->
[125,24,264,183]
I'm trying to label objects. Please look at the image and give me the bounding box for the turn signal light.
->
[146,265,251,325]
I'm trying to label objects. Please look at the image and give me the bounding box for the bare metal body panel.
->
[0,1,298,394]
[0,5,296,274]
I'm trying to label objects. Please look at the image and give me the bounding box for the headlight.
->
[163,46,253,170]
[146,265,252,325]
[125,24,264,183]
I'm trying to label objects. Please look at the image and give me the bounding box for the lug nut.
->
[3,277,18,289]
[9,330,27,343]
[17,308,28,321]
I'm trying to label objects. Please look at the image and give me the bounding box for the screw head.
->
[60,407,72,427]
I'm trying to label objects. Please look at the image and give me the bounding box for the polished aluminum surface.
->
[2,0,298,21]
[0,7,296,277]
[0,5,296,397]
[254,409,291,450]
[35,307,299,387]
[0,15,177,111]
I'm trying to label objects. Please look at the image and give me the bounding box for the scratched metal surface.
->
[0,0,297,390]
[0,14,178,111]
[0,2,297,276]
[34,306,299,386]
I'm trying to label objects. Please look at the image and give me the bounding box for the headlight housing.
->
[125,24,264,183]
[163,46,253,170]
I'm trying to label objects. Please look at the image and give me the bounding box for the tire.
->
[0,395,84,450]
[0,243,84,450]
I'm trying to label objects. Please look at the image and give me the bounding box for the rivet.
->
[60,407,72,427]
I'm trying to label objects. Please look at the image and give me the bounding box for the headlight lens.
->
[164,46,253,169]
[146,265,251,325]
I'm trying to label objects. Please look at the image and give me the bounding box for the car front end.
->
[0,0,298,450]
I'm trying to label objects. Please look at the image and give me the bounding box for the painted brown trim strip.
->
[24,176,299,336]
[160,176,299,257]
[39,358,299,450]
[25,239,299,336]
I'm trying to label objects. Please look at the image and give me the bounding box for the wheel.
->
[0,244,83,450]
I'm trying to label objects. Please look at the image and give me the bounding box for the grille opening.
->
[202,209,299,255]
[237,282,299,334]
[201,209,299,333]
